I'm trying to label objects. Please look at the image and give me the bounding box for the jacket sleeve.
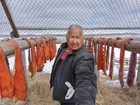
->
[74,52,97,105]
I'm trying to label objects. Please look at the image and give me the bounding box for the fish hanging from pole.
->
[109,38,121,79]
[23,38,37,77]
[127,52,137,87]
[102,38,111,75]
[9,40,27,101]
[31,38,45,72]
[97,42,103,70]
[41,37,48,63]
[88,38,93,53]
[119,38,132,88]
[97,38,110,75]
[0,46,14,99]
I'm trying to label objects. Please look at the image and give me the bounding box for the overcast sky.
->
[0,0,140,35]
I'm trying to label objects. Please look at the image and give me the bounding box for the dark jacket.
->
[50,42,97,105]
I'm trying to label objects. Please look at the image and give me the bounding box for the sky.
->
[0,0,140,36]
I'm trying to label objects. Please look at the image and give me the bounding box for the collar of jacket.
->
[60,42,84,55]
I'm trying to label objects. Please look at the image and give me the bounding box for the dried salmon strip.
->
[119,38,132,88]
[102,38,110,75]
[31,38,45,72]
[108,38,121,79]
[0,46,14,99]
[88,38,93,53]
[23,38,37,77]
[9,40,27,101]
[127,52,137,87]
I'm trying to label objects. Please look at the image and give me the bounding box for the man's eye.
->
[68,36,73,38]
[68,36,83,39]
[77,37,81,39]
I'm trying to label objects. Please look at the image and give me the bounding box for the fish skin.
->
[127,52,137,87]
[119,38,132,88]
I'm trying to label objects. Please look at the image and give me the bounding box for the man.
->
[50,25,97,105]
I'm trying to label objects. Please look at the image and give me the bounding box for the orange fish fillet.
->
[9,40,27,101]
[0,46,14,99]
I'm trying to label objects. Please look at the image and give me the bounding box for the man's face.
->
[66,28,84,51]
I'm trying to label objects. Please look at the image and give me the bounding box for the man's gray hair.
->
[68,24,83,30]
[66,24,83,38]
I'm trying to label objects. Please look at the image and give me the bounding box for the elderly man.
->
[50,25,97,105]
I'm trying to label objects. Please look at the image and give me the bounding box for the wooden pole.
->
[1,0,19,38]
[0,37,56,56]
[2,37,140,56]
[0,39,30,56]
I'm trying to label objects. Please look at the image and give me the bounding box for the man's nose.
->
[72,37,77,43]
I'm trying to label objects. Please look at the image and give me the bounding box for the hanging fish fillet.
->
[109,38,121,79]
[127,52,137,87]
[97,43,103,70]
[0,46,14,99]
[39,38,45,71]
[31,38,45,72]
[35,38,46,71]
[88,38,93,53]
[119,38,132,88]
[42,37,55,62]
[23,38,37,77]
[9,40,27,101]
[97,38,109,75]
[45,40,50,60]
[41,37,48,63]
[102,38,110,75]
